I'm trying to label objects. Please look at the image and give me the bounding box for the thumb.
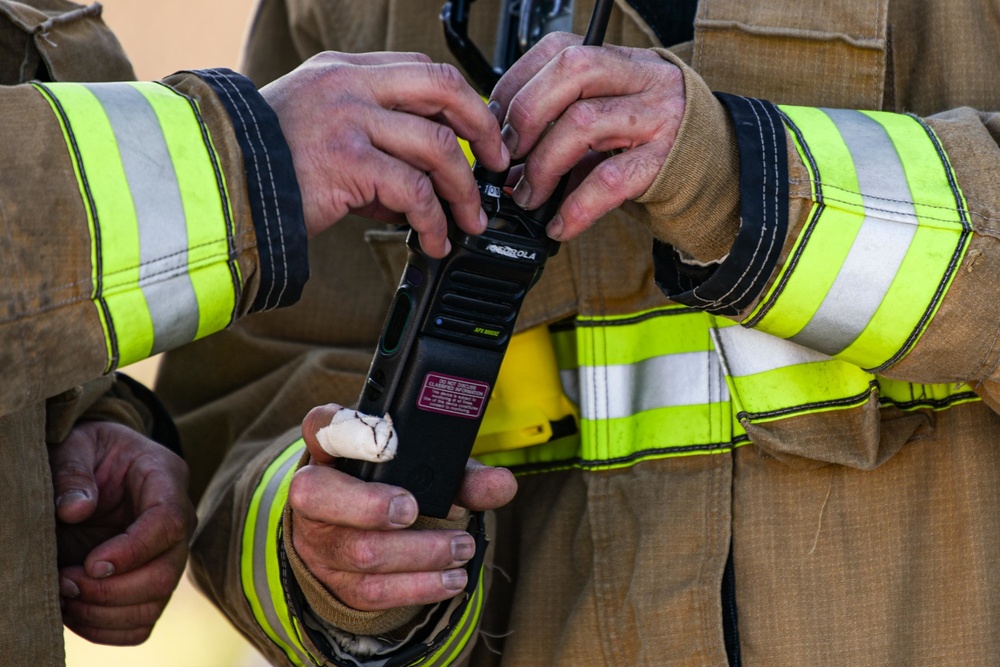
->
[454,459,517,512]
[49,429,99,524]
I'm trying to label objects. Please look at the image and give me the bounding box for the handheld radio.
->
[337,0,615,517]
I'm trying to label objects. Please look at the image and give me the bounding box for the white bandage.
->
[315,409,398,462]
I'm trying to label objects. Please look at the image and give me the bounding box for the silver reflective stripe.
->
[580,350,729,420]
[790,109,918,356]
[252,452,310,666]
[560,368,580,406]
[716,325,831,377]
[87,83,200,355]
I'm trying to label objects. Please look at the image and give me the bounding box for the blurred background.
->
[64,0,267,664]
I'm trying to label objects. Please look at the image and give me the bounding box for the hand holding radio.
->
[260,50,509,255]
[288,404,516,611]
[489,32,686,242]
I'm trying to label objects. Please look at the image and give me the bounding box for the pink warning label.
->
[417,372,491,419]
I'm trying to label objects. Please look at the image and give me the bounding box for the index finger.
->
[489,32,583,120]
[367,62,509,172]
[85,469,193,577]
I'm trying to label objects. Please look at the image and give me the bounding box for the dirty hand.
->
[289,404,517,611]
[489,32,685,241]
[262,51,510,257]
[49,421,195,645]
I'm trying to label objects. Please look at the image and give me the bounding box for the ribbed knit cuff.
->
[629,48,741,263]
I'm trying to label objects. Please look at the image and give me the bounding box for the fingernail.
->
[487,99,503,124]
[56,490,88,507]
[546,214,564,240]
[501,124,519,157]
[451,535,475,563]
[442,569,467,591]
[59,577,80,599]
[91,561,114,578]
[512,178,531,208]
[500,141,511,168]
[478,208,489,232]
[388,495,418,526]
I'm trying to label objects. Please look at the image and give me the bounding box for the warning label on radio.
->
[417,372,490,419]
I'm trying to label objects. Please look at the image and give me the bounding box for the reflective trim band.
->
[580,402,739,470]
[748,105,970,371]
[481,310,747,473]
[715,323,875,421]
[575,309,742,467]
[713,322,979,422]
[577,305,707,366]
[580,350,729,420]
[33,82,239,369]
[241,440,314,666]
[878,378,980,411]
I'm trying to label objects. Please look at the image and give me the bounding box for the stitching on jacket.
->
[743,109,823,328]
[153,80,243,325]
[869,115,972,373]
[34,82,118,367]
[0,240,258,326]
[199,71,285,310]
[690,96,780,312]
[0,196,33,403]
[727,97,783,308]
[787,179,971,217]
[971,322,1000,384]
[217,74,290,307]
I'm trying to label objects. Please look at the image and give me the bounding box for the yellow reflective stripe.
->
[139,83,239,341]
[34,81,240,369]
[713,324,874,420]
[551,326,580,405]
[551,326,578,370]
[835,111,969,366]
[728,363,875,422]
[32,84,114,364]
[747,107,862,337]
[750,105,969,370]
[241,440,314,666]
[580,401,744,469]
[577,305,707,365]
[409,567,486,666]
[36,82,152,368]
[878,378,980,411]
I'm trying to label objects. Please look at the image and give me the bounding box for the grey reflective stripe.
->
[86,83,200,355]
[716,325,831,376]
[560,369,580,406]
[253,452,310,666]
[790,109,918,356]
[580,350,729,420]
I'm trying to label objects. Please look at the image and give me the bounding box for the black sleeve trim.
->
[654,94,788,317]
[192,68,309,312]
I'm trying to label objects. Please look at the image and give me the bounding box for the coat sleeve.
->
[0,69,307,419]
[188,426,493,667]
[642,53,1000,392]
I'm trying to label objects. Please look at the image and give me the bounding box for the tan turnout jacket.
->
[161,0,1000,665]
[0,1,309,663]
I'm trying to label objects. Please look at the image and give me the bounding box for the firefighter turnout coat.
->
[158,0,1000,665]
[0,1,308,662]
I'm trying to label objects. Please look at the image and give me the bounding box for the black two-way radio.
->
[337,0,614,518]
